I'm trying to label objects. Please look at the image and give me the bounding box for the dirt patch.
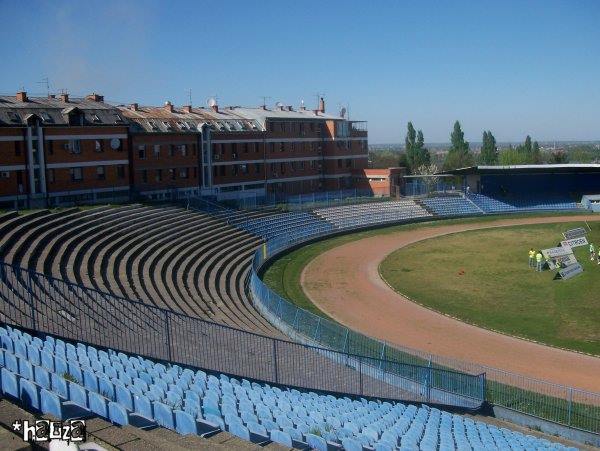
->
[302,215,600,392]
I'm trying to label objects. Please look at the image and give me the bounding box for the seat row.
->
[420,197,483,216]
[0,325,576,451]
[0,205,277,336]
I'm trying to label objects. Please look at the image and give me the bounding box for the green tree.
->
[443,120,473,170]
[404,122,430,172]
[524,135,532,156]
[549,149,569,164]
[532,140,542,164]
[479,130,498,165]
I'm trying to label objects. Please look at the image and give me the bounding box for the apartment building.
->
[0,92,130,208]
[0,91,368,207]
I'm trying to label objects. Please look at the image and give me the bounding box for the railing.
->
[0,261,483,409]
[249,218,600,433]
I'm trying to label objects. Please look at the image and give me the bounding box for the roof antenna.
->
[186,88,193,107]
[37,77,51,96]
[260,96,271,109]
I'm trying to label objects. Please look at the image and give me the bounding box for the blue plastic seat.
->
[68,382,88,408]
[134,394,153,419]
[40,349,54,372]
[26,344,41,366]
[5,352,18,373]
[306,433,328,451]
[67,362,82,384]
[34,366,51,390]
[270,429,293,447]
[154,402,175,429]
[14,340,27,359]
[19,378,40,410]
[174,409,197,435]
[108,401,129,426]
[18,357,33,380]
[88,392,108,418]
[83,369,99,392]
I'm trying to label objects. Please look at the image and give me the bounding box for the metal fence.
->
[0,261,484,409]
[249,222,600,433]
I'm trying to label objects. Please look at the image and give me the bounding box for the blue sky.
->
[0,0,598,144]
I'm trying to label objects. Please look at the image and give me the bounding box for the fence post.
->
[272,339,279,384]
[359,356,363,396]
[313,317,321,342]
[165,311,173,362]
[342,328,349,354]
[567,387,573,426]
[379,341,386,370]
[427,360,432,403]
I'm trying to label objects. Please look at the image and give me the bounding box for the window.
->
[213,166,218,177]
[117,165,125,179]
[47,169,54,183]
[179,144,187,156]
[253,143,259,153]
[141,169,148,183]
[70,167,83,181]
[138,145,146,159]
[169,145,175,157]
[255,163,261,174]
[40,111,52,122]
[280,162,285,174]
[47,141,53,155]
[163,121,173,131]
[279,142,284,152]
[337,159,342,168]
[149,120,158,131]
[97,166,105,180]
[179,168,189,179]
[155,169,162,182]
[269,142,275,152]
[269,122,275,132]
[91,114,101,123]
[346,158,352,168]
[290,161,296,172]
[232,165,238,176]
[0,171,10,179]
[193,167,197,178]
[240,164,248,175]
[14,142,21,156]
[244,143,249,153]
[114,113,124,123]
[300,160,305,170]
[220,166,225,176]
[7,111,20,123]
[69,140,81,154]
[169,168,176,180]
[153,144,160,158]
[280,122,285,132]
[95,140,103,152]
[310,160,316,169]
[310,123,315,132]
[291,142,295,152]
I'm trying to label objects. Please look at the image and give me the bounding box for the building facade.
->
[0,92,368,207]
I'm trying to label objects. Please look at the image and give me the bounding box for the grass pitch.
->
[380,221,600,356]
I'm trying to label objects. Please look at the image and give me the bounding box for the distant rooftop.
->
[441,164,600,175]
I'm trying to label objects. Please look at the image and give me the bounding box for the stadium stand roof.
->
[441,164,600,175]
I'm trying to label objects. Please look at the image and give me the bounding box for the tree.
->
[414,163,440,193]
[443,121,473,170]
[479,130,498,165]
[549,149,569,164]
[532,141,542,164]
[404,122,430,173]
[524,135,532,156]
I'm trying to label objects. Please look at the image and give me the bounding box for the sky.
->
[0,0,598,144]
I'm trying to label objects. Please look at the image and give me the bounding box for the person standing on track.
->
[528,248,535,268]
[535,251,543,272]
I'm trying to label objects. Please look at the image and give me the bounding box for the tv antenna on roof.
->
[275,101,284,109]
[37,77,51,96]
[314,91,325,109]
[186,88,193,107]
[260,96,271,109]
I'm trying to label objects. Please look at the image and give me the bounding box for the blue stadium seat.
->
[270,429,293,447]
[34,366,50,390]
[88,392,108,418]
[19,378,40,410]
[68,382,88,409]
[174,409,197,435]
[154,402,175,429]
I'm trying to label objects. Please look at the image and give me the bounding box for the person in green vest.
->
[528,248,535,268]
[535,251,543,272]
[590,243,596,261]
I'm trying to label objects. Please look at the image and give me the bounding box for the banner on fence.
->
[556,263,584,280]
[563,227,587,240]
[560,237,588,248]
[542,245,573,259]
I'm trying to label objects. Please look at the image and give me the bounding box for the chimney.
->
[48,94,56,99]
[211,103,219,113]
[16,91,28,102]
[164,101,173,112]
[182,105,192,113]
[299,100,306,111]
[129,103,139,111]
[86,93,104,102]
[318,97,325,113]
[287,105,293,111]
[60,93,69,103]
